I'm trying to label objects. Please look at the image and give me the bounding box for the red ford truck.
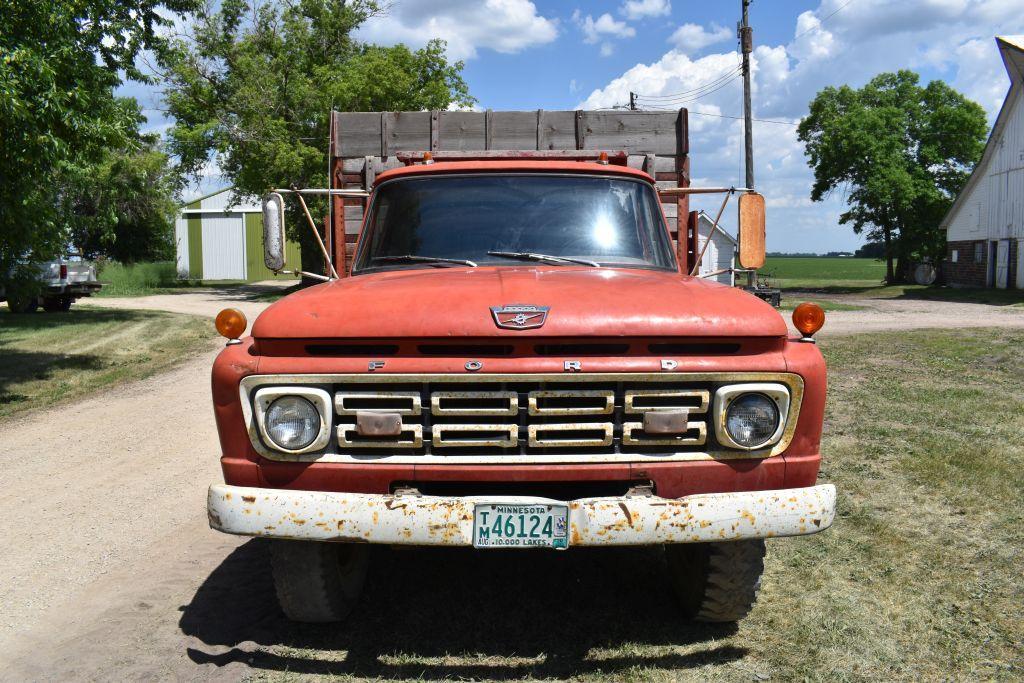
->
[206,109,835,624]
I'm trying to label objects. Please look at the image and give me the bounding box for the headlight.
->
[724,393,780,448]
[265,396,321,450]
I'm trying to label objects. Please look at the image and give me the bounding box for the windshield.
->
[353,174,677,273]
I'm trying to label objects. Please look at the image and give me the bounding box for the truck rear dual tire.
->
[42,296,73,312]
[270,540,370,622]
[665,539,766,623]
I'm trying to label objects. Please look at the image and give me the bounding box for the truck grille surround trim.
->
[239,372,803,464]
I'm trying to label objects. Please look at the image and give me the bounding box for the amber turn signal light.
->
[215,308,247,341]
[792,302,825,340]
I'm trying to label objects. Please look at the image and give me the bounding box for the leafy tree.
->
[797,71,987,283]
[0,0,194,295]
[156,0,474,270]
[59,124,179,263]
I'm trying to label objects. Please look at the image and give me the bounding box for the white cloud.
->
[579,0,1024,251]
[357,0,558,61]
[573,10,636,45]
[569,78,579,94]
[668,23,732,54]
[620,0,671,20]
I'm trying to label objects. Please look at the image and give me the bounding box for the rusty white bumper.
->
[207,483,835,546]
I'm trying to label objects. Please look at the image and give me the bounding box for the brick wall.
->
[944,240,988,287]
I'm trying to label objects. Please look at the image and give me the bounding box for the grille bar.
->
[430,391,518,416]
[529,423,614,448]
[622,421,707,446]
[527,390,615,416]
[335,391,422,415]
[337,423,423,448]
[432,424,518,448]
[624,389,709,414]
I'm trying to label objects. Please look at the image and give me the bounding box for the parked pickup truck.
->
[205,110,835,624]
[2,258,102,313]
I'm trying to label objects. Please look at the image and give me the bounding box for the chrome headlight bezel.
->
[253,386,332,454]
[713,383,790,450]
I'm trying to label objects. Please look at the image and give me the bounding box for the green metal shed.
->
[175,187,301,281]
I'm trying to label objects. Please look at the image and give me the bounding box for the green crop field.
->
[760,257,887,290]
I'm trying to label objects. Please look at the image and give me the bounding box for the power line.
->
[633,64,742,101]
[639,104,798,126]
[635,71,743,105]
[791,0,856,42]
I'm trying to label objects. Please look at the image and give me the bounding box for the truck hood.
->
[251,267,788,340]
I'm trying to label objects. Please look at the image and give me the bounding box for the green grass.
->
[235,328,1023,682]
[778,297,866,312]
[0,308,216,419]
[95,260,248,297]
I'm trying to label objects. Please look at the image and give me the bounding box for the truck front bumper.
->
[208,483,836,546]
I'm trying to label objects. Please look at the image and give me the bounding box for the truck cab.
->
[206,110,835,624]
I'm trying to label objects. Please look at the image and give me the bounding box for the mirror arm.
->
[688,188,735,277]
[280,269,331,282]
[293,189,340,280]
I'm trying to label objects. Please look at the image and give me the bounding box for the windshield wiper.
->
[486,251,601,268]
[373,255,478,267]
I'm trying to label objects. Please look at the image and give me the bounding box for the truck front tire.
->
[665,539,765,623]
[7,296,39,314]
[270,540,369,623]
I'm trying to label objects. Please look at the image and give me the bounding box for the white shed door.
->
[201,213,246,280]
[994,239,1009,289]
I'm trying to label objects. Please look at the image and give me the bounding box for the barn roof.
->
[941,36,1024,231]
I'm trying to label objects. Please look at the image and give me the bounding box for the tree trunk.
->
[883,226,895,284]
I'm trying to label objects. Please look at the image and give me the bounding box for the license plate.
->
[472,503,569,549]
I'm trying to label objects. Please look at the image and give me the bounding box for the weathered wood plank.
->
[538,111,577,150]
[439,111,487,150]
[384,111,432,155]
[490,111,542,149]
[579,111,683,155]
[342,157,365,173]
[333,112,381,157]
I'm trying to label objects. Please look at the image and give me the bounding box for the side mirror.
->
[262,192,286,271]
[737,191,765,270]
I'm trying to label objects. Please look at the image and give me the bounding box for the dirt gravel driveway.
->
[803,294,1024,337]
[1,288,1023,681]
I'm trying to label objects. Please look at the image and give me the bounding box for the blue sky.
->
[126,0,1024,253]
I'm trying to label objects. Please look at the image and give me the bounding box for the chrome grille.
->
[332,381,710,455]
[241,372,803,464]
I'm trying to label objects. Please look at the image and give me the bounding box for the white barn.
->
[694,210,737,285]
[942,36,1024,289]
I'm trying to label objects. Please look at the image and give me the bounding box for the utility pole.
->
[629,91,637,111]
[739,0,756,289]
[739,0,754,190]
